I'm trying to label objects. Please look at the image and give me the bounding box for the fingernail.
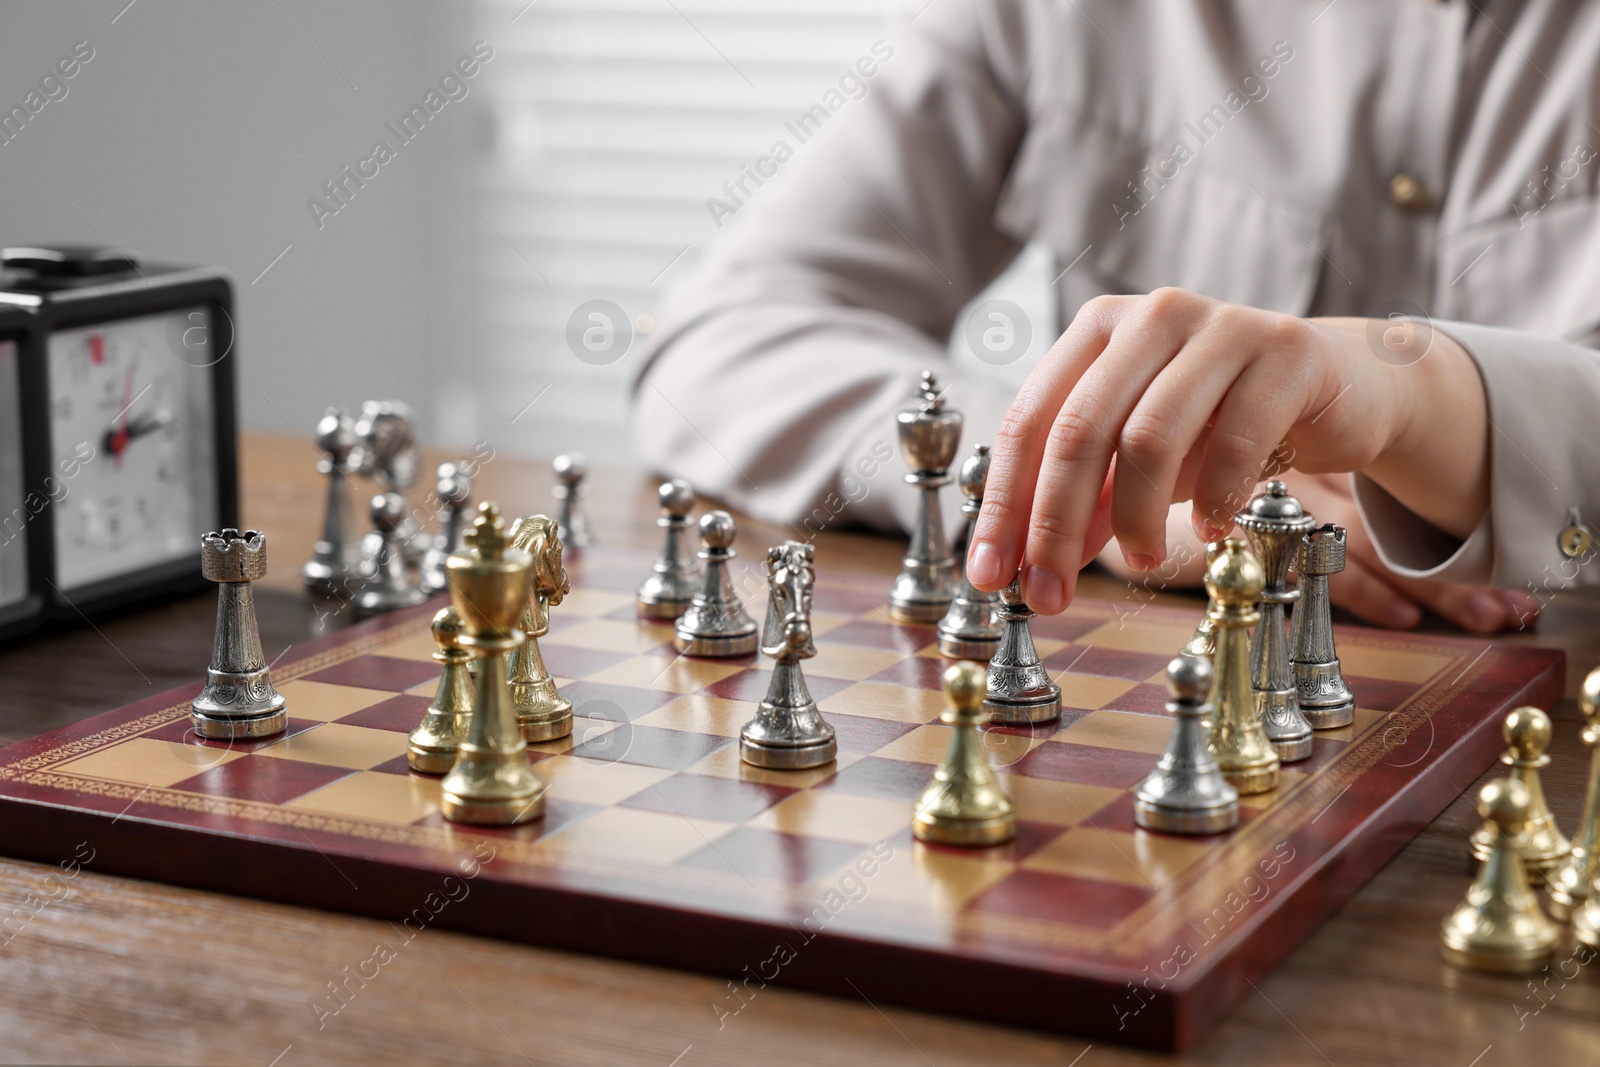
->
[1468,591,1505,631]
[1191,518,1227,542]
[1388,601,1422,629]
[968,541,1001,587]
[1124,551,1157,572]
[1024,565,1065,614]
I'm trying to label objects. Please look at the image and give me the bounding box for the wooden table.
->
[1,432,1597,1066]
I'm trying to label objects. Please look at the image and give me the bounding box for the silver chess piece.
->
[674,510,759,657]
[1288,523,1356,728]
[355,492,428,617]
[1135,654,1239,834]
[740,541,837,769]
[191,529,288,740]
[350,399,427,566]
[983,573,1061,724]
[420,462,473,595]
[1236,481,1316,763]
[637,478,701,620]
[302,408,362,598]
[938,444,1002,660]
[888,370,961,623]
[552,452,591,550]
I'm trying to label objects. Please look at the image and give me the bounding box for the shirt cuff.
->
[1351,472,1493,581]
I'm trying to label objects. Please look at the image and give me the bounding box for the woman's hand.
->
[966,288,1491,615]
[1095,472,1540,633]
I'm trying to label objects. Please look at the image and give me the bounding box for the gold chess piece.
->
[1470,706,1569,884]
[1550,666,1600,921]
[1181,541,1222,660]
[439,503,547,825]
[506,514,573,742]
[1441,778,1558,973]
[407,607,474,774]
[1205,537,1279,795]
[913,661,1018,847]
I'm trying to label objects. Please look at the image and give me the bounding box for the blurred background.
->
[0,0,1054,471]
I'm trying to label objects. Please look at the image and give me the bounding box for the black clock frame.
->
[0,262,239,640]
[0,304,46,642]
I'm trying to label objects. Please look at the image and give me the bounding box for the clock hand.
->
[101,411,171,457]
[109,364,135,468]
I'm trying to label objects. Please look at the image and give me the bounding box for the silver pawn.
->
[303,408,361,598]
[1135,654,1240,834]
[938,444,1002,659]
[355,492,428,617]
[984,573,1061,724]
[192,529,288,740]
[637,478,701,620]
[1289,524,1356,728]
[552,452,591,550]
[888,370,961,623]
[740,541,837,769]
[420,462,473,595]
[1236,481,1316,762]
[350,399,427,566]
[674,510,759,657]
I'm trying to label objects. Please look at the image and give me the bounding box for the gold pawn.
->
[440,503,547,825]
[1205,537,1279,795]
[1441,778,1558,973]
[506,514,574,742]
[1181,541,1223,660]
[1555,667,1600,923]
[407,607,475,774]
[1470,706,1569,884]
[912,661,1018,847]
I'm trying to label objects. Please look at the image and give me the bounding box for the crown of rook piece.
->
[201,529,268,583]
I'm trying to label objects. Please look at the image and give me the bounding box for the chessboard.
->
[0,546,1564,1051]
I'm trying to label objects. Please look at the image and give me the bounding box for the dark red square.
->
[967,868,1154,929]
[570,724,731,771]
[827,713,922,755]
[304,655,440,692]
[866,655,947,691]
[1344,676,1418,713]
[813,756,931,802]
[678,826,865,882]
[702,668,854,704]
[819,620,926,654]
[622,775,795,822]
[810,582,878,615]
[1043,645,1170,681]
[561,681,681,722]
[1101,683,1172,716]
[338,694,433,733]
[1010,742,1156,789]
[371,753,415,775]
[170,754,354,805]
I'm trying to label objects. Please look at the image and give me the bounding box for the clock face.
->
[0,340,25,609]
[48,308,218,594]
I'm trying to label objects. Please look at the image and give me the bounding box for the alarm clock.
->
[0,245,239,641]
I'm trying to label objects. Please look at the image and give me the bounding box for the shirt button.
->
[1390,173,1430,212]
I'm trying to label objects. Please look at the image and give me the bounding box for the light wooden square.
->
[287,771,441,825]
[748,790,910,845]
[859,843,1015,911]
[1022,826,1212,888]
[537,806,735,865]
[381,631,441,664]
[685,746,861,788]
[558,588,637,619]
[584,654,745,694]
[819,682,944,723]
[1238,768,1306,810]
[274,680,399,723]
[256,723,410,769]
[1079,619,1198,656]
[55,737,246,788]
[806,644,906,682]
[634,695,751,739]
[874,723,1044,768]
[536,754,675,805]
[1055,673,1139,711]
[1339,644,1454,685]
[1055,710,1173,755]
[1006,774,1126,827]
[526,715,624,756]
[549,618,676,655]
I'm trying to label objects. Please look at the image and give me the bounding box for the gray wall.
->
[0,0,465,443]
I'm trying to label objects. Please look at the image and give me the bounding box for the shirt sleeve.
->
[630,1,1036,534]
[1353,318,1600,592]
